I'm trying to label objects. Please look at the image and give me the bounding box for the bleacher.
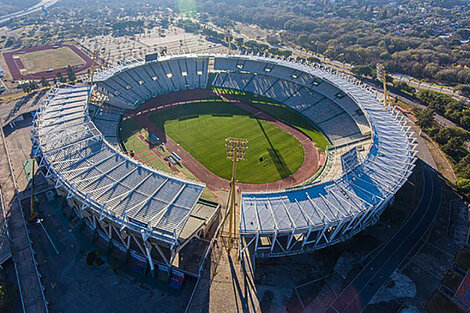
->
[88,54,416,259]
[221,72,254,90]
[211,69,365,146]
[237,56,416,257]
[283,87,326,112]
[211,72,226,87]
[213,55,372,140]
[33,86,206,247]
[263,79,299,103]
[302,97,345,124]
[91,106,123,148]
[95,56,210,110]
[94,53,371,148]
[243,74,277,96]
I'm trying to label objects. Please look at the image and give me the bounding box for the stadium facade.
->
[32,53,416,274]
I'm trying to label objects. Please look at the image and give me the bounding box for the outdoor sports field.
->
[121,92,328,184]
[17,47,85,74]
[3,44,93,80]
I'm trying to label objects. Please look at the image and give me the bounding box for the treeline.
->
[195,0,470,85]
[112,20,145,37]
[414,89,470,199]
[417,109,470,199]
[350,66,470,132]
[393,85,470,199]
[18,66,76,92]
[416,90,470,131]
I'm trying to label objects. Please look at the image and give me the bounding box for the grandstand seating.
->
[263,79,299,103]
[283,87,325,112]
[33,86,205,246]
[244,74,277,96]
[237,56,416,257]
[213,56,371,139]
[210,70,363,146]
[91,106,123,147]
[95,56,210,109]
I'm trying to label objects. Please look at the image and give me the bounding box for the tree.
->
[461,116,470,130]
[457,178,470,199]
[66,66,76,82]
[351,65,373,78]
[56,72,66,83]
[40,76,49,88]
[416,108,434,129]
[393,81,415,95]
[441,137,465,161]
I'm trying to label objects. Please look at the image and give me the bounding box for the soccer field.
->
[220,90,330,151]
[133,100,306,183]
[18,47,85,73]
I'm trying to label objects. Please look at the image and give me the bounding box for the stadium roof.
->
[239,57,417,235]
[32,86,205,246]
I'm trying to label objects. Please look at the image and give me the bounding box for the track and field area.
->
[17,47,84,74]
[121,89,325,190]
[124,100,305,183]
[3,44,93,80]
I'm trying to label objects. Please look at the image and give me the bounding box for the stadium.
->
[31,53,417,277]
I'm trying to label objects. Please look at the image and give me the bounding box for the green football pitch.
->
[149,100,304,183]
[121,92,330,184]
[122,100,307,183]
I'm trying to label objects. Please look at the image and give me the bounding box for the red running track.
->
[3,44,93,81]
[127,89,326,192]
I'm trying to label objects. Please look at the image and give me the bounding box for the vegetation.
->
[416,108,470,200]
[3,0,468,87]
[18,80,38,92]
[196,0,470,85]
[416,90,470,131]
[56,72,66,83]
[177,19,293,58]
[66,65,76,82]
[392,81,416,96]
[39,76,49,88]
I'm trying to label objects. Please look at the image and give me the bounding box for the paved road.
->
[319,162,441,313]
[365,83,459,129]
[392,75,470,105]
[0,0,59,25]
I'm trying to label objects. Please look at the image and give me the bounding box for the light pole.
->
[225,137,247,253]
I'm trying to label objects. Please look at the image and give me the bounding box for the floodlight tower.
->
[89,47,104,86]
[226,29,232,55]
[225,137,247,252]
[377,63,392,109]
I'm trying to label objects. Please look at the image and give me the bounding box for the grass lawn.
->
[18,47,84,73]
[120,118,148,152]
[120,118,173,172]
[225,91,330,151]
[120,116,236,200]
[148,101,305,183]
